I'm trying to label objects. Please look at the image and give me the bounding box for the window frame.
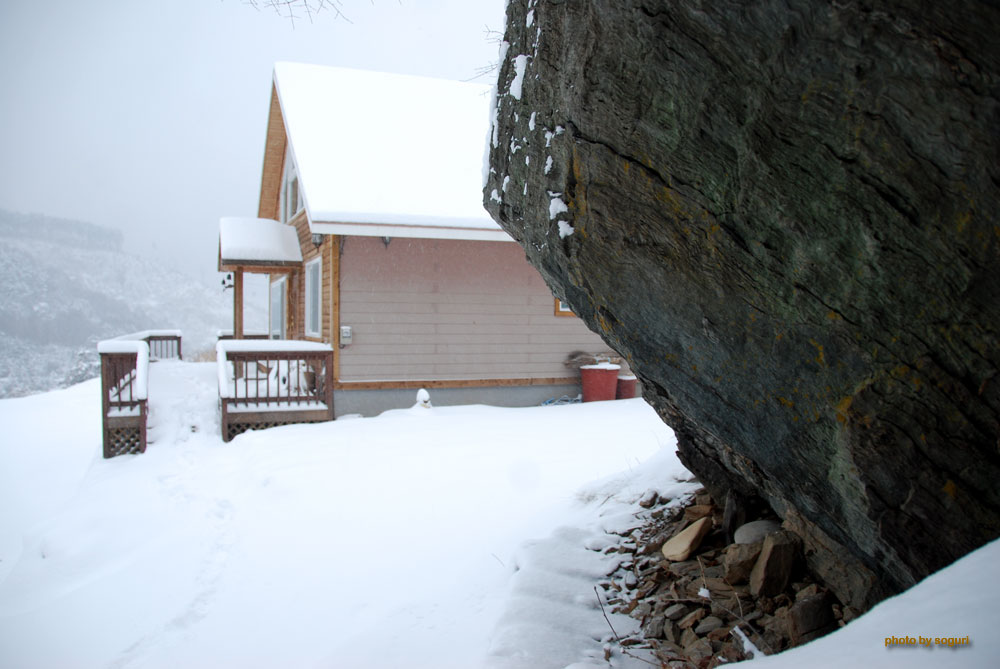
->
[281,148,303,223]
[304,257,322,339]
[269,276,287,340]
[554,298,575,317]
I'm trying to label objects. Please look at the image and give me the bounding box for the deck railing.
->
[97,340,150,458]
[98,330,182,458]
[216,330,270,342]
[108,330,183,360]
[217,340,334,442]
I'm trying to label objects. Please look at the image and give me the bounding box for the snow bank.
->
[0,374,677,668]
[2,364,997,668]
[750,537,1000,668]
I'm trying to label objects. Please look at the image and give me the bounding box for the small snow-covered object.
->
[415,388,432,409]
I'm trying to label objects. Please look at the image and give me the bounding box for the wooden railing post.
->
[99,348,148,458]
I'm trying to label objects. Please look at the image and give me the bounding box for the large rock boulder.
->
[485,0,1000,610]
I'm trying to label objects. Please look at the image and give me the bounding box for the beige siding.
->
[338,236,606,381]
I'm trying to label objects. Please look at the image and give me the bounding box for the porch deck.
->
[216,340,334,442]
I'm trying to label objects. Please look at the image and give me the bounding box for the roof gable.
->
[257,85,286,222]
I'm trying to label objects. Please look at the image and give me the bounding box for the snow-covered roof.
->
[272,62,512,242]
[219,217,303,265]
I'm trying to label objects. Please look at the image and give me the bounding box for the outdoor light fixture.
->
[312,233,323,247]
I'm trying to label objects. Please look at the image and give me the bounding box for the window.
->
[305,257,322,338]
[554,298,575,317]
[285,176,299,222]
[270,277,286,339]
[281,148,303,223]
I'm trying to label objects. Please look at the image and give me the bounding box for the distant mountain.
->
[0,209,265,398]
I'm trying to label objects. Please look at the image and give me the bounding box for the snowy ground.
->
[0,361,997,668]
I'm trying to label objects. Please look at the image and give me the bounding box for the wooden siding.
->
[257,84,286,222]
[338,236,606,381]
[276,211,336,346]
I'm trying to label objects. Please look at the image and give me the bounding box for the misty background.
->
[0,0,504,396]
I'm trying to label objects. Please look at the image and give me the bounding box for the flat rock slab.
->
[750,531,801,597]
[661,516,713,561]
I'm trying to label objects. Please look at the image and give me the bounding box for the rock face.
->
[485,0,1000,610]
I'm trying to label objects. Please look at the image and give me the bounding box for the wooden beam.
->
[331,235,341,382]
[220,261,300,272]
[234,268,244,340]
[333,377,579,391]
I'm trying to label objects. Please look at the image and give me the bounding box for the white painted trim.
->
[304,257,322,338]
[270,276,287,340]
[309,220,515,242]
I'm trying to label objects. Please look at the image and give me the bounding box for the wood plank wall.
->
[337,236,607,381]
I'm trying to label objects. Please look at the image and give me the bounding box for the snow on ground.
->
[1,361,997,668]
[0,361,688,668]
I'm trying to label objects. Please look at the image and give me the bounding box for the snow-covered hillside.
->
[0,209,265,398]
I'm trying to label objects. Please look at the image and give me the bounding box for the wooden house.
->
[222,63,608,416]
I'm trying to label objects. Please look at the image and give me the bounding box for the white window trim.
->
[304,257,322,339]
[270,276,287,340]
[281,148,304,223]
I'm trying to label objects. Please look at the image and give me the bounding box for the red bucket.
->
[616,375,637,399]
[580,364,621,402]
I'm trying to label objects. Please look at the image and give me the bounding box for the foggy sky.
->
[0,0,505,282]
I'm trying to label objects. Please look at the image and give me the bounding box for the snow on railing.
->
[97,339,151,458]
[97,340,150,401]
[216,339,335,442]
[216,329,269,341]
[110,330,183,360]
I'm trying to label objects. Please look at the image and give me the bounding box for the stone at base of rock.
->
[750,531,800,597]
[694,615,724,635]
[788,593,835,645]
[684,504,714,521]
[724,540,763,584]
[684,637,715,662]
[661,516,713,561]
[677,607,707,629]
[663,602,688,620]
[734,519,782,544]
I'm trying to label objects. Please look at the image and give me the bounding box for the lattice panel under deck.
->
[107,428,145,457]
[226,421,300,442]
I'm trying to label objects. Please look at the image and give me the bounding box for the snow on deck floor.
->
[1,361,997,668]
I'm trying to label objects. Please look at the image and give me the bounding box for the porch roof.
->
[218,217,303,269]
